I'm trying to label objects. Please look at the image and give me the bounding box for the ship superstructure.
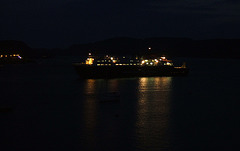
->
[73,53,189,78]
[84,53,174,67]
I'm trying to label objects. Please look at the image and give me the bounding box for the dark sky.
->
[1,0,240,48]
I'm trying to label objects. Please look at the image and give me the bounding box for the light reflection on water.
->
[136,77,172,150]
[82,79,97,150]
[1,57,240,151]
[84,79,120,94]
[82,77,172,151]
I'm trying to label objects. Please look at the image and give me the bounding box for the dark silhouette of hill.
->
[68,37,240,59]
[0,40,62,59]
[0,40,31,57]
[1,38,240,59]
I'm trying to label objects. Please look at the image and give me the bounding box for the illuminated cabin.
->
[140,56,173,66]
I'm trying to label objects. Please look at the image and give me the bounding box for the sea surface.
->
[1,56,240,151]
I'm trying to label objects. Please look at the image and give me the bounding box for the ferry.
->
[73,53,189,79]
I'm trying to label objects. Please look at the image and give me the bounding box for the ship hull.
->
[73,64,189,79]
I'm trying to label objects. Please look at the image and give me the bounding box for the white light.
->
[166,62,172,66]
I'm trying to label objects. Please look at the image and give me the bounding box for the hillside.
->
[1,38,240,59]
[68,37,240,59]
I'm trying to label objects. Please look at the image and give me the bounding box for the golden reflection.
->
[82,79,120,149]
[136,77,172,149]
[82,79,98,147]
[106,79,119,92]
[138,77,172,92]
[84,79,119,94]
[84,79,96,94]
[82,79,119,128]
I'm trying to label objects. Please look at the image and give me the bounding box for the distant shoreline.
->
[1,37,240,59]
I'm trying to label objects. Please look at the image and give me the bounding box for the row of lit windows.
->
[87,57,171,66]
[0,54,20,58]
[96,63,140,66]
[97,64,112,66]
[95,63,172,66]
[116,63,140,66]
[97,60,140,63]
[95,63,173,66]
[97,60,113,62]
[141,62,173,66]
[144,62,156,65]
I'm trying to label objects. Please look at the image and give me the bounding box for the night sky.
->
[1,0,240,48]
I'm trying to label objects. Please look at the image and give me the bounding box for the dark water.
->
[1,57,240,151]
